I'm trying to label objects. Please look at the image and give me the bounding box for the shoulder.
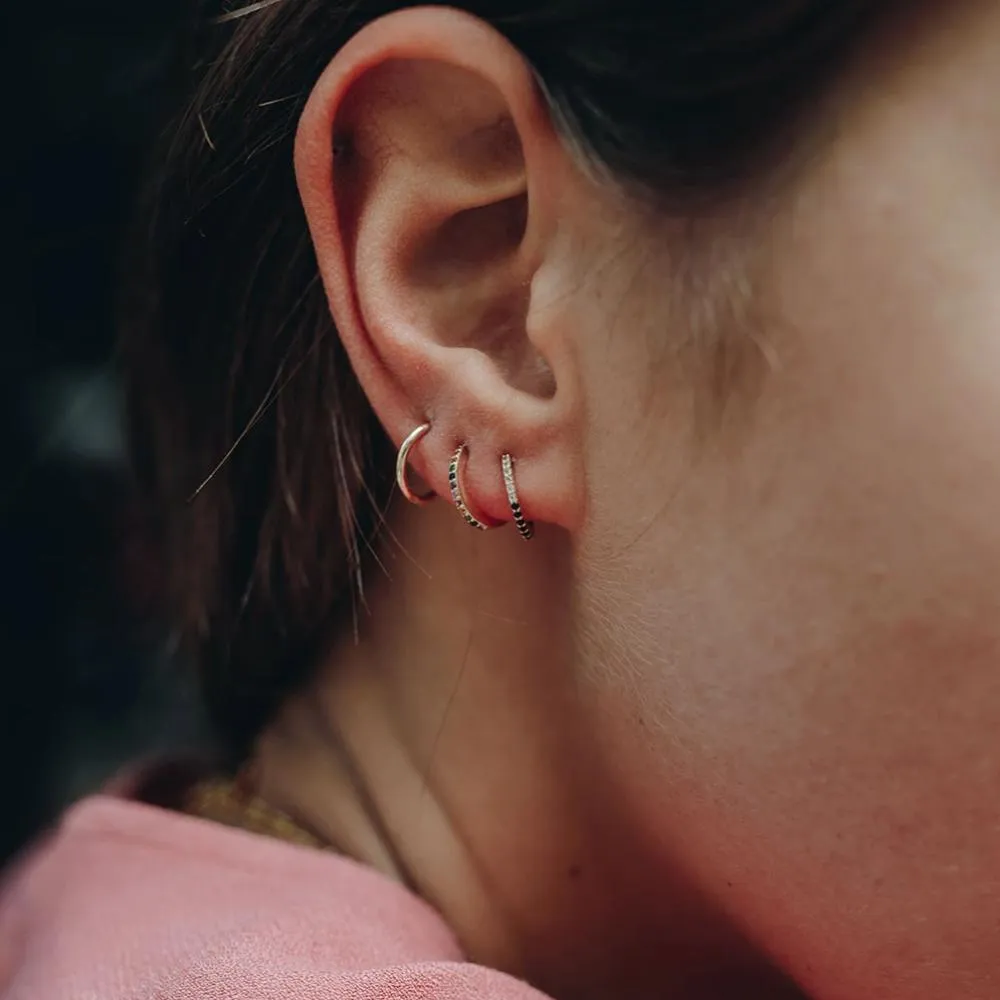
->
[0,796,549,1000]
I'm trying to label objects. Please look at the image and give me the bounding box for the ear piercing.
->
[395,424,534,540]
[501,453,534,540]
[448,444,494,531]
[395,423,435,504]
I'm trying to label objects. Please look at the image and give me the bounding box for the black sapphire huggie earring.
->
[448,444,494,531]
[501,453,534,540]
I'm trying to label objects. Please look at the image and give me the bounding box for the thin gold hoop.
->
[501,453,534,541]
[448,444,494,531]
[396,423,435,505]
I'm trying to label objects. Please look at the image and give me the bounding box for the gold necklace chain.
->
[183,769,333,853]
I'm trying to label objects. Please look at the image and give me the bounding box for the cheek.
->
[570,11,1000,985]
[573,154,1000,987]
[576,349,1000,993]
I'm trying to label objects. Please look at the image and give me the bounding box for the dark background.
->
[2,2,207,865]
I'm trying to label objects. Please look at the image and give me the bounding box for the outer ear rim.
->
[292,7,586,533]
[293,7,544,418]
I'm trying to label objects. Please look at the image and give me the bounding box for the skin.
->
[256,3,1000,998]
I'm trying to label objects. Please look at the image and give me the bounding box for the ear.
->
[294,6,585,532]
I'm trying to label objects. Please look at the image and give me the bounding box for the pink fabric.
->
[0,796,549,999]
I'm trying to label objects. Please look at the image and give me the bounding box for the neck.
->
[254,502,801,1000]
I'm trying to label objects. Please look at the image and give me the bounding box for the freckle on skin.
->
[568,864,583,879]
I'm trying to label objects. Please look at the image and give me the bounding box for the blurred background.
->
[3,1,208,865]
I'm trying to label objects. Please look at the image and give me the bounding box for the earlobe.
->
[294,7,586,533]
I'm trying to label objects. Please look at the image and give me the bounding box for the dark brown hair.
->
[123,0,874,760]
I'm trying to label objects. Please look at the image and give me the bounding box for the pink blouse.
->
[0,795,548,999]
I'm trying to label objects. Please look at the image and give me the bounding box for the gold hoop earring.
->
[396,423,435,505]
[501,453,534,541]
[449,444,494,531]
